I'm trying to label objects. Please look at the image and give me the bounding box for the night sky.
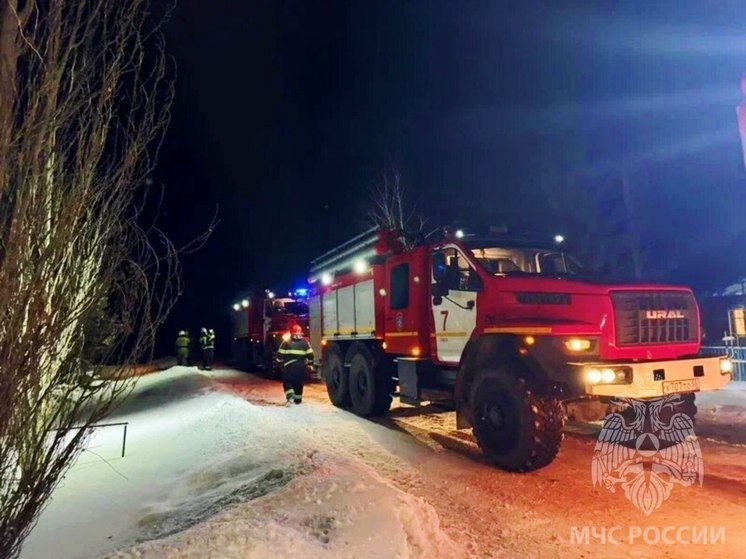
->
[151,1,746,356]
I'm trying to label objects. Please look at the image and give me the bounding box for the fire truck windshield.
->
[273,300,308,316]
[469,246,584,276]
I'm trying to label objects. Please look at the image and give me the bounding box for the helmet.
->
[291,324,303,337]
[201,327,207,333]
[209,329,214,334]
[178,330,186,336]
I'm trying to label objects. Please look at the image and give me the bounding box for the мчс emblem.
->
[395,312,404,332]
[591,395,703,516]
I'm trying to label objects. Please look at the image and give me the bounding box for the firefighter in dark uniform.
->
[175,330,191,366]
[199,327,216,370]
[276,324,314,405]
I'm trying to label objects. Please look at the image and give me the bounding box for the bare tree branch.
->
[0,2,186,556]
[368,168,424,250]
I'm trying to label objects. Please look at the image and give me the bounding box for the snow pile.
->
[21,367,463,559]
[112,451,463,559]
[21,368,284,558]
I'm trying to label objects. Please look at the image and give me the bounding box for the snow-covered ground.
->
[20,368,746,559]
[22,368,466,559]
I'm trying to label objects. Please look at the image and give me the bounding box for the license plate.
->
[662,378,700,394]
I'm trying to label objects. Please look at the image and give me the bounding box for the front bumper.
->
[580,355,731,399]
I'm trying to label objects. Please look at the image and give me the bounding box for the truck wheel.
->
[471,369,565,472]
[248,342,259,370]
[349,346,392,417]
[261,343,280,378]
[232,339,247,370]
[323,346,350,408]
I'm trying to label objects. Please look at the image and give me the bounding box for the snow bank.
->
[22,367,463,559]
[21,367,272,558]
[112,451,464,559]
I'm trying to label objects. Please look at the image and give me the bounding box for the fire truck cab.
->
[231,288,310,374]
[308,227,732,472]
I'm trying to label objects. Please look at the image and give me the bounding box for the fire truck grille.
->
[610,291,699,346]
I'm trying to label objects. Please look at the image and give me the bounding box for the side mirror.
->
[431,282,449,298]
[432,252,447,283]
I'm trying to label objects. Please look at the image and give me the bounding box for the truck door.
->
[430,246,481,364]
[384,253,426,356]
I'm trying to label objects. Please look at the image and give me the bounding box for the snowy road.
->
[21,367,746,558]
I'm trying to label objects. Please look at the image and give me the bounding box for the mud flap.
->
[398,358,438,405]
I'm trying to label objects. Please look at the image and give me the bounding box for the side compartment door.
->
[431,247,481,364]
[383,256,421,355]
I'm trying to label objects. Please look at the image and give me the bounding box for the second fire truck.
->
[231,288,310,375]
[307,227,732,472]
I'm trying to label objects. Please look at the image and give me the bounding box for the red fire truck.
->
[231,288,310,374]
[308,227,732,471]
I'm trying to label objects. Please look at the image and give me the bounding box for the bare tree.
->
[0,1,183,556]
[368,168,425,250]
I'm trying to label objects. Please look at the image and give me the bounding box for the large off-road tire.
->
[471,369,565,472]
[259,342,281,379]
[231,339,249,370]
[348,345,392,417]
[323,345,350,408]
[246,341,260,371]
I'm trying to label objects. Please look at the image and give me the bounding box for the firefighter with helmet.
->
[174,330,191,366]
[276,324,313,405]
[199,327,215,370]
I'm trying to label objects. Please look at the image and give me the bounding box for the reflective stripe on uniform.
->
[283,359,300,367]
[278,348,311,356]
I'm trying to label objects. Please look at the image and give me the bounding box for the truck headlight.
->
[585,367,629,385]
[720,358,734,374]
[600,368,616,383]
[586,368,603,383]
[565,338,593,352]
